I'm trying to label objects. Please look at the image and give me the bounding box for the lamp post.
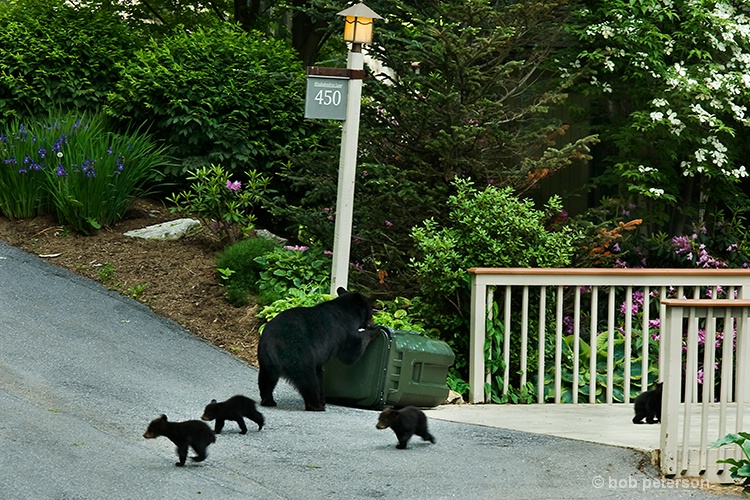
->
[329,2,382,295]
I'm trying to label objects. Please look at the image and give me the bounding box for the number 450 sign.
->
[304,71,349,121]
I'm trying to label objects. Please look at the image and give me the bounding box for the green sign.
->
[305,76,348,121]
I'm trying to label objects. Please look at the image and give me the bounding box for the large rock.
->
[123,218,202,241]
[255,228,287,246]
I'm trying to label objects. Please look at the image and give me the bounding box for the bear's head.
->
[376,407,399,429]
[143,414,169,438]
[201,400,219,421]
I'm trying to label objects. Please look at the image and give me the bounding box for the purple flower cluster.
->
[619,290,645,315]
[672,233,728,268]
[81,159,96,179]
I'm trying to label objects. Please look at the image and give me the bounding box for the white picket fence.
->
[468,268,750,482]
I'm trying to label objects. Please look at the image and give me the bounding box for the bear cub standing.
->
[632,382,662,424]
[201,395,264,434]
[257,287,377,411]
[376,406,436,449]
[143,414,216,466]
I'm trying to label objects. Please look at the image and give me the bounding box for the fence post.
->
[469,272,486,404]
[660,300,683,477]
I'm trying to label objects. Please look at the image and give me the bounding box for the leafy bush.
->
[372,296,432,335]
[0,0,138,120]
[253,246,332,306]
[412,177,575,303]
[168,164,270,246]
[256,287,333,332]
[0,113,169,232]
[712,432,750,489]
[216,236,283,307]
[107,24,318,180]
[410,177,577,392]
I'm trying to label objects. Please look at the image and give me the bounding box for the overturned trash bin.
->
[323,326,455,409]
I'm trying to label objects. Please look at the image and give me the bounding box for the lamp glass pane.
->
[343,16,373,44]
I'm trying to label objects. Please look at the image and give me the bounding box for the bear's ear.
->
[160,414,168,421]
[337,287,348,296]
[210,399,218,404]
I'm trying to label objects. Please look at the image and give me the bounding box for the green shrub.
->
[254,246,332,306]
[256,287,333,332]
[216,236,282,307]
[372,296,432,335]
[107,24,317,180]
[712,432,750,489]
[0,0,138,121]
[410,177,578,394]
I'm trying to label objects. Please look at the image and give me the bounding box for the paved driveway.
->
[0,240,721,499]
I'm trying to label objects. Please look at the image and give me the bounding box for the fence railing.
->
[661,299,750,480]
[468,268,750,404]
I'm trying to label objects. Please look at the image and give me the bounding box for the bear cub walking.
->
[201,395,264,434]
[376,406,436,449]
[632,382,662,424]
[143,414,216,466]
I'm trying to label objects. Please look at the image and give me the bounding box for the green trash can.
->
[323,326,455,409]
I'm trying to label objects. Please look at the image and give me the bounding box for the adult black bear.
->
[376,406,436,449]
[632,382,662,424]
[257,287,377,411]
[201,395,264,434]
[143,414,216,466]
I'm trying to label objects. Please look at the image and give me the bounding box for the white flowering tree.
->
[565,1,750,236]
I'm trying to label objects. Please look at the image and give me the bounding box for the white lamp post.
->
[329,2,382,295]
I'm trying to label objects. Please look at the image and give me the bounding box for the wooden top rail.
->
[469,267,750,276]
[661,299,750,307]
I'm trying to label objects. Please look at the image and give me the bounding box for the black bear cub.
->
[143,414,216,466]
[376,406,436,449]
[257,287,377,411]
[201,395,264,434]
[632,382,663,424]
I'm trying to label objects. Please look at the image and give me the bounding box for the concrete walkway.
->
[425,403,660,461]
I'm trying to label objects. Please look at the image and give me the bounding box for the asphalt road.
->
[0,240,722,499]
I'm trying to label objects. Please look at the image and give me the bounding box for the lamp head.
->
[337,2,382,45]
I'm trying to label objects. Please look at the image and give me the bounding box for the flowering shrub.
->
[0,113,169,233]
[167,164,269,246]
[613,210,750,269]
[564,1,750,238]
[0,123,49,218]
